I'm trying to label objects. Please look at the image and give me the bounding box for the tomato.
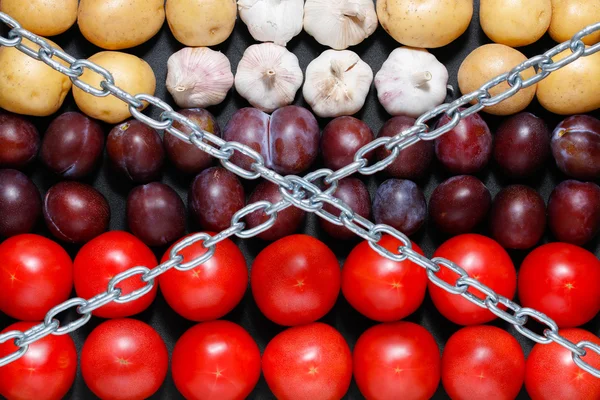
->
[74,231,158,318]
[518,243,600,328]
[0,321,77,400]
[525,328,600,399]
[341,235,427,322]
[441,325,525,400]
[251,234,340,326]
[159,233,247,321]
[0,234,72,321]
[353,321,440,400]
[81,318,168,400]
[429,234,517,325]
[172,320,261,400]
[262,322,352,400]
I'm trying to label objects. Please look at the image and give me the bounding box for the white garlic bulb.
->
[166,47,234,109]
[304,0,378,50]
[237,0,304,46]
[235,43,303,113]
[303,49,373,118]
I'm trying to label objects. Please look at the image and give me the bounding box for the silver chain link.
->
[0,11,599,378]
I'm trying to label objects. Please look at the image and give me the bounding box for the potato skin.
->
[0,0,78,36]
[549,0,600,45]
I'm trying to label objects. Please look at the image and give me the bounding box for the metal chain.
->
[0,11,599,378]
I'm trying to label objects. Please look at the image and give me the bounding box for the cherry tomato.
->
[441,325,525,400]
[0,234,72,321]
[525,328,600,400]
[172,320,261,400]
[74,231,158,318]
[0,321,77,400]
[81,318,168,400]
[262,322,352,400]
[251,234,340,326]
[159,233,247,321]
[342,235,427,322]
[429,234,517,325]
[518,243,600,328]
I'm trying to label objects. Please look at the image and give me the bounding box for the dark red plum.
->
[319,178,371,239]
[0,169,41,237]
[373,179,426,236]
[321,117,374,171]
[0,113,40,169]
[551,115,600,180]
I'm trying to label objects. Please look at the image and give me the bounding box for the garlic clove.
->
[238,0,304,46]
[235,43,303,113]
[166,47,234,109]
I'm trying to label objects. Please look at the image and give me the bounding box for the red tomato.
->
[429,234,517,325]
[342,235,427,321]
[441,325,525,400]
[159,233,247,321]
[74,231,158,318]
[0,321,77,400]
[0,234,72,321]
[353,321,440,400]
[251,234,340,326]
[262,322,352,400]
[525,328,600,400]
[172,320,261,400]
[518,243,600,328]
[81,318,168,400]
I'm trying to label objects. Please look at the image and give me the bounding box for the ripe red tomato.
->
[172,320,261,400]
[251,234,340,326]
[342,235,427,321]
[441,325,525,400]
[74,231,158,318]
[159,233,247,321]
[525,328,600,399]
[429,234,517,325]
[0,234,72,321]
[518,243,600,328]
[353,321,440,400]
[81,318,168,400]
[262,322,352,400]
[0,321,77,400]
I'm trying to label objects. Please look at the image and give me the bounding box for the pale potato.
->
[0,38,71,117]
[458,44,537,116]
[78,0,165,50]
[480,0,552,47]
[73,52,156,124]
[549,0,600,45]
[166,0,237,46]
[0,0,78,36]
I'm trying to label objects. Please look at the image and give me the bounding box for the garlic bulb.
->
[375,47,449,118]
[304,0,378,50]
[166,47,234,109]
[303,50,373,118]
[237,0,304,46]
[235,43,303,113]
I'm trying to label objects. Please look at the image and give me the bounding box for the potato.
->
[376,0,473,48]
[166,0,237,46]
[480,0,552,47]
[0,39,72,117]
[549,0,600,45]
[0,0,78,36]
[78,0,165,50]
[73,52,156,124]
[458,44,537,116]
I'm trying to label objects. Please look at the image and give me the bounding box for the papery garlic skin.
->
[303,50,373,118]
[375,47,449,118]
[235,43,303,113]
[304,0,378,50]
[238,0,304,46]
[166,47,234,109]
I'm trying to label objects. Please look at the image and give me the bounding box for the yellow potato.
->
[549,0,600,45]
[73,52,156,124]
[458,44,537,116]
[0,38,72,117]
[0,0,78,36]
[480,0,552,47]
[376,0,473,48]
[166,0,237,46]
[536,48,600,114]
[78,0,165,50]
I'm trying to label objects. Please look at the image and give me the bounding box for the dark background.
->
[2,0,600,399]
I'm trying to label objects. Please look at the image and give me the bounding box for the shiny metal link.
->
[170,232,216,271]
[485,295,525,326]
[573,341,600,378]
[403,247,441,272]
[280,176,324,212]
[39,47,82,78]
[142,256,183,282]
[0,13,21,46]
[545,330,586,357]
[129,94,173,130]
[340,212,377,242]
[456,276,500,308]
[16,321,59,347]
[427,258,469,295]
[107,267,154,304]
[313,193,355,226]
[253,164,294,191]
[44,298,92,335]
[77,289,122,315]
[324,160,365,184]
[385,125,426,149]
[514,308,560,344]
[70,59,115,97]
[0,331,27,365]
[367,225,412,262]
[203,222,245,247]
[220,142,264,180]
[102,82,144,109]
[355,137,396,175]
[231,201,278,238]
[188,131,232,160]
